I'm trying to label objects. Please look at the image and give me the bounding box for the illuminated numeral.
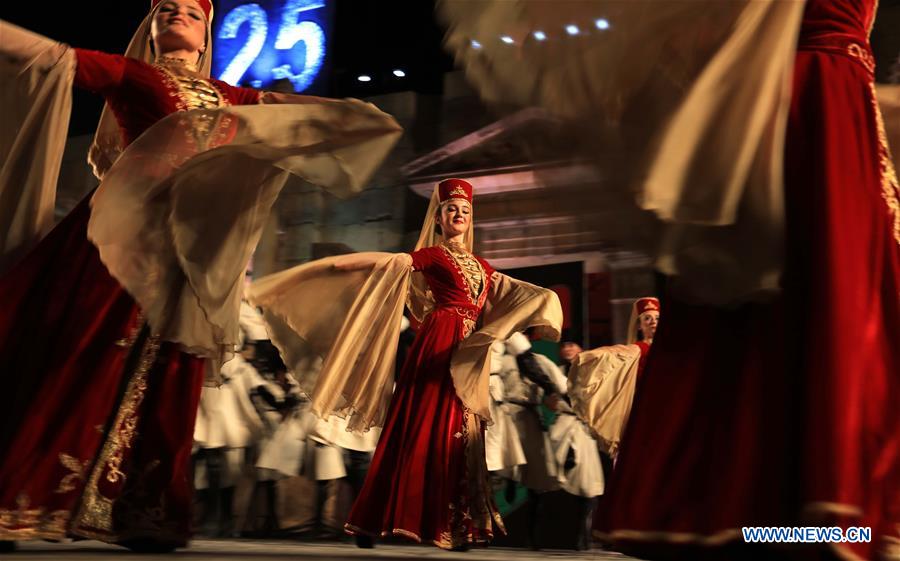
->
[271,0,326,91]
[218,4,268,85]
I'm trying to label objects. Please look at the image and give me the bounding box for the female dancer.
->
[0,0,400,549]
[566,297,661,460]
[250,178,562,549]
[441,1,899,558]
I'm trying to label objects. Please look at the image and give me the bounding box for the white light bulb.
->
[533,31,547,41]
[565,24,579,35]
[357,75,372,82]
[595,18,610,30]
[500,35,515,44]
[392,69,406,78]
[470,39,482,49]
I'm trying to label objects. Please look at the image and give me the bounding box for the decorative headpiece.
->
[151,0,213,20]
[626,296,660,344]
[634,297,660,316]
[438,178,474,205]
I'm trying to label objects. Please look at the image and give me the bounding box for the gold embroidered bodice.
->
[440,242,485,303]
[153,57,225,110]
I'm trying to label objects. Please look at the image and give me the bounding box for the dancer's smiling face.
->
[437,200,472,239]
[151,0,208,60]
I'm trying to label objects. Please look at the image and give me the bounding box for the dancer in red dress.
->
[346,180,504,549]
[600,3,900,558]
[565,296,662,461]
[626,297,659,377]
[442,0,898,558]
[249,178,562,550]
[0,0,399,549]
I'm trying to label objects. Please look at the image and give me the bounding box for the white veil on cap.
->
[87,1,214,178]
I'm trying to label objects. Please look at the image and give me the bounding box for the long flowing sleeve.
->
[248,252,413,432]
[566,343,641,458]
[439,0,805,304]
[86,96,402,371]
[450,272,562,422]
[0,20,76,268]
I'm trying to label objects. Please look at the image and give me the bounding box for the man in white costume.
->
[540,352,605,551]
[485,340,527,475]
[497,332,563,549]
[256,318,397,538]
[193,300,273,536]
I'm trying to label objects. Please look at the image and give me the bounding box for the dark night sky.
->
[0,0,453,136]
[3,1,896,137]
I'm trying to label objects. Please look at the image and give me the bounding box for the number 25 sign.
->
[214,0,331,92]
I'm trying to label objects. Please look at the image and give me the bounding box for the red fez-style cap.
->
[438,178,473,205]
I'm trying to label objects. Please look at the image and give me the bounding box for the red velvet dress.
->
[634,340,651,378]
[0,50,258,545]
[599,2,900,560]
[344,245,505,549]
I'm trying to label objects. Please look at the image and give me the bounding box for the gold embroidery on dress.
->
[0,494,69,540]
[392,528,421,542]
[106,335,159,485]
[73,334,159,534]
[343,409,498,550]
[154,64,231,152]
[153,64,225,111]
[868,82,900,246]
[847,44,875,75]
[441,407,472,549]
[154,66,189,113]
[54,454,89,494]
[434,408,500,549]
[439,244,490,339]
[114,313,144,349]
[343,523,427,545]
[455,306,479,338]
[440,243,485,305]
[155,56,198,73]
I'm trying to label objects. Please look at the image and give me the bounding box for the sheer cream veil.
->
[625,304,640,346]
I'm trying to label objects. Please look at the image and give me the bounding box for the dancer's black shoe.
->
[354,534,375,549]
